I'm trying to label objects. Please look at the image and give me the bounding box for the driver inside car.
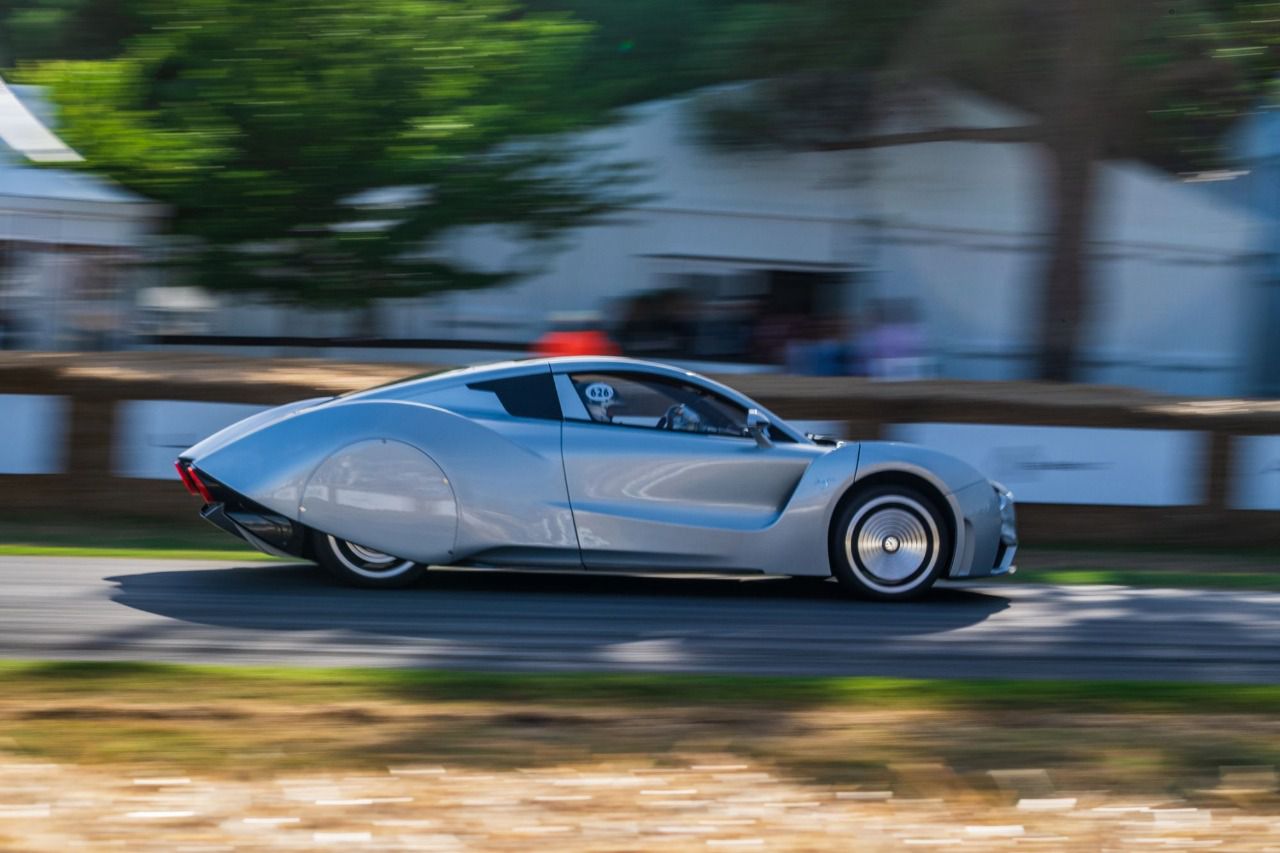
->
[583,382,619,423]
[661,403,703,432]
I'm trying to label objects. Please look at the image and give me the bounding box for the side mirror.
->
[746,409,773,449]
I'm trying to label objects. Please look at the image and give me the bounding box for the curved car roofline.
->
[352,356,703,397]
[344,356,810,444]
[448,355,706,375]
[339,357,550,400]
[541,355,703,375]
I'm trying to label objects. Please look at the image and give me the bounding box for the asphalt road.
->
[4,556,1280,683]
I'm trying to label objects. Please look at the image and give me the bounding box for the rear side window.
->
[467,373,561,420]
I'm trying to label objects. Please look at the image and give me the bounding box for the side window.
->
[567,372,752,438]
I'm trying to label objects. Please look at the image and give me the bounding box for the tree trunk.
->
[1036,143,1096,382]
[1033,0,1109,382]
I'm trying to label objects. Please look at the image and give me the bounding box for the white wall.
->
[0,394,67,474]
[1231,435,1280,510]
[889,423,1207,506]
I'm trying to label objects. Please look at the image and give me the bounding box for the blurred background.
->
[0,0,1277,394]
[7,8,1280,849]
[6,0,1280,542]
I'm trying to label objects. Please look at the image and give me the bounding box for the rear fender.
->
[301,438,457,565]
[181,397,331,461]
[189,399,572,564]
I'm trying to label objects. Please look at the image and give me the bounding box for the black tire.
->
[312,531,428,589]
[828,485,951,601]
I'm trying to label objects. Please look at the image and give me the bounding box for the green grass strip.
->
[3,660,1280,714]
[1016,569,1280,591]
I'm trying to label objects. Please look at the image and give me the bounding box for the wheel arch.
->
[829,468,962,577]
[298,437,459,566]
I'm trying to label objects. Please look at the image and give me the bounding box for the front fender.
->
[853,441,987,494]
[770,441,987,578]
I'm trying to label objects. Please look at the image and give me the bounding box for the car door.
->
[556,369,824,571]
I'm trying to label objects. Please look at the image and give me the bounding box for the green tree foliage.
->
[524,0,750,114]
[699,0,1277,170]
[18,0,637,305]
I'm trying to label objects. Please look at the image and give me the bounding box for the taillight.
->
[174,460,198,495]
[187,467,215,503]
[175,460,215,503]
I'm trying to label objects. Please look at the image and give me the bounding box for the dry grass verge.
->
[2,663,1280,848]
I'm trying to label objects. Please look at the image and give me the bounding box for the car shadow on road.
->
[104,562,1011,642]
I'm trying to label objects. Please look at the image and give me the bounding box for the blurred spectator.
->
[783,317,855,376]
[754,311,806,365]
[810,318,853,376]
[616,293,663,354]
[532,311,621,358]
[695,298,757,358]
[865,298,930,380]
[617,289,696,356]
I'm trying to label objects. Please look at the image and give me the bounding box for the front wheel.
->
[313,532,427,588]
[829,486,951,601]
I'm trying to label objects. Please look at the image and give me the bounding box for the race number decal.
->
[584,382,615,404]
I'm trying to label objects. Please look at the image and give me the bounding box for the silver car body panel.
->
[192,398,578,566]
[183,396,332,461]
[561,421,826,570]
[299,439,458,565]
[182,356,1015,579]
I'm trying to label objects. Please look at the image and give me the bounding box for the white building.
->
[1216,102,1280,396]
[187,85,1270,395]
[420,88,1263,395]
[0,78,163,349]
[864,90,1265,395]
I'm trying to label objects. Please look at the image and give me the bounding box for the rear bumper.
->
[201,502,306,559]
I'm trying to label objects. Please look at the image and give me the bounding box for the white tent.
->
[0,77,163,349]
[0,79,162,247]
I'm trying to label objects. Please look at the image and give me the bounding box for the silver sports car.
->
[176,356,1017,600]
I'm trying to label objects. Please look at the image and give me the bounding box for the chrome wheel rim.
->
[844,496,939,592]
[328,535,417,579]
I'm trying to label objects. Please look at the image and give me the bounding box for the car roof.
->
[345,357,810,444]
[488,355,702,373]
[363,356,706,390]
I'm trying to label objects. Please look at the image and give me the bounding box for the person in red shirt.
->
[532,312,620,357]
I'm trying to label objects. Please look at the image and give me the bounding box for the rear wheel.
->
[829,485,950,601]
[313,532,427,588]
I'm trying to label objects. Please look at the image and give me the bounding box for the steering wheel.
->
[657,404,680,430]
